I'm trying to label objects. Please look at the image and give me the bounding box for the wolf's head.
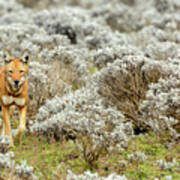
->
[3,50,30,90]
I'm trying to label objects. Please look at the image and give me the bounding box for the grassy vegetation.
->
[12,132,180,180]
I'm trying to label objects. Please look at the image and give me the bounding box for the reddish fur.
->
[0,56,29,146]
[0,59,29,107]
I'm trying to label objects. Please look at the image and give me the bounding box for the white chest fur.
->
[2,96,25,106]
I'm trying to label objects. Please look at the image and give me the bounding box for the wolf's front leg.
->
[14,106,26,143]
[2,106,14,147]
[9,105,15,121]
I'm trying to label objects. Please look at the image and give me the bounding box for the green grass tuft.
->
[11,132,180,180]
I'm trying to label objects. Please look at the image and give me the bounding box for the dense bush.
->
[31,78,133,150]
[97,56,171,128]
[0,152,37,180]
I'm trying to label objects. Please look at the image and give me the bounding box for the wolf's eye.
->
[20,70,24,73]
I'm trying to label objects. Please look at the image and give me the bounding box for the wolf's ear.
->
[3,50,11,64]
[21,49,30,64]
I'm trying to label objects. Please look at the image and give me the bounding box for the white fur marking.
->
[2,96,25,106]
[7,77,14,86]
[19,76,26,85]
[2,96,13,105]
[14,98,25,106]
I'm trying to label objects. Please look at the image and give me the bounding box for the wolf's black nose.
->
[14,80,19,85]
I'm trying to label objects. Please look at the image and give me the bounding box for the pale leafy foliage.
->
[66,170,128,180]
[0,0,179,179]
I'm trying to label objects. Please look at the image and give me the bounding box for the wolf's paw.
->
[0,136,14,151]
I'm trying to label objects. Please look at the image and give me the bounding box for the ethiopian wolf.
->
[0,50,30,146]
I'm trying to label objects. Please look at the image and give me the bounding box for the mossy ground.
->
[12,132,180,180]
